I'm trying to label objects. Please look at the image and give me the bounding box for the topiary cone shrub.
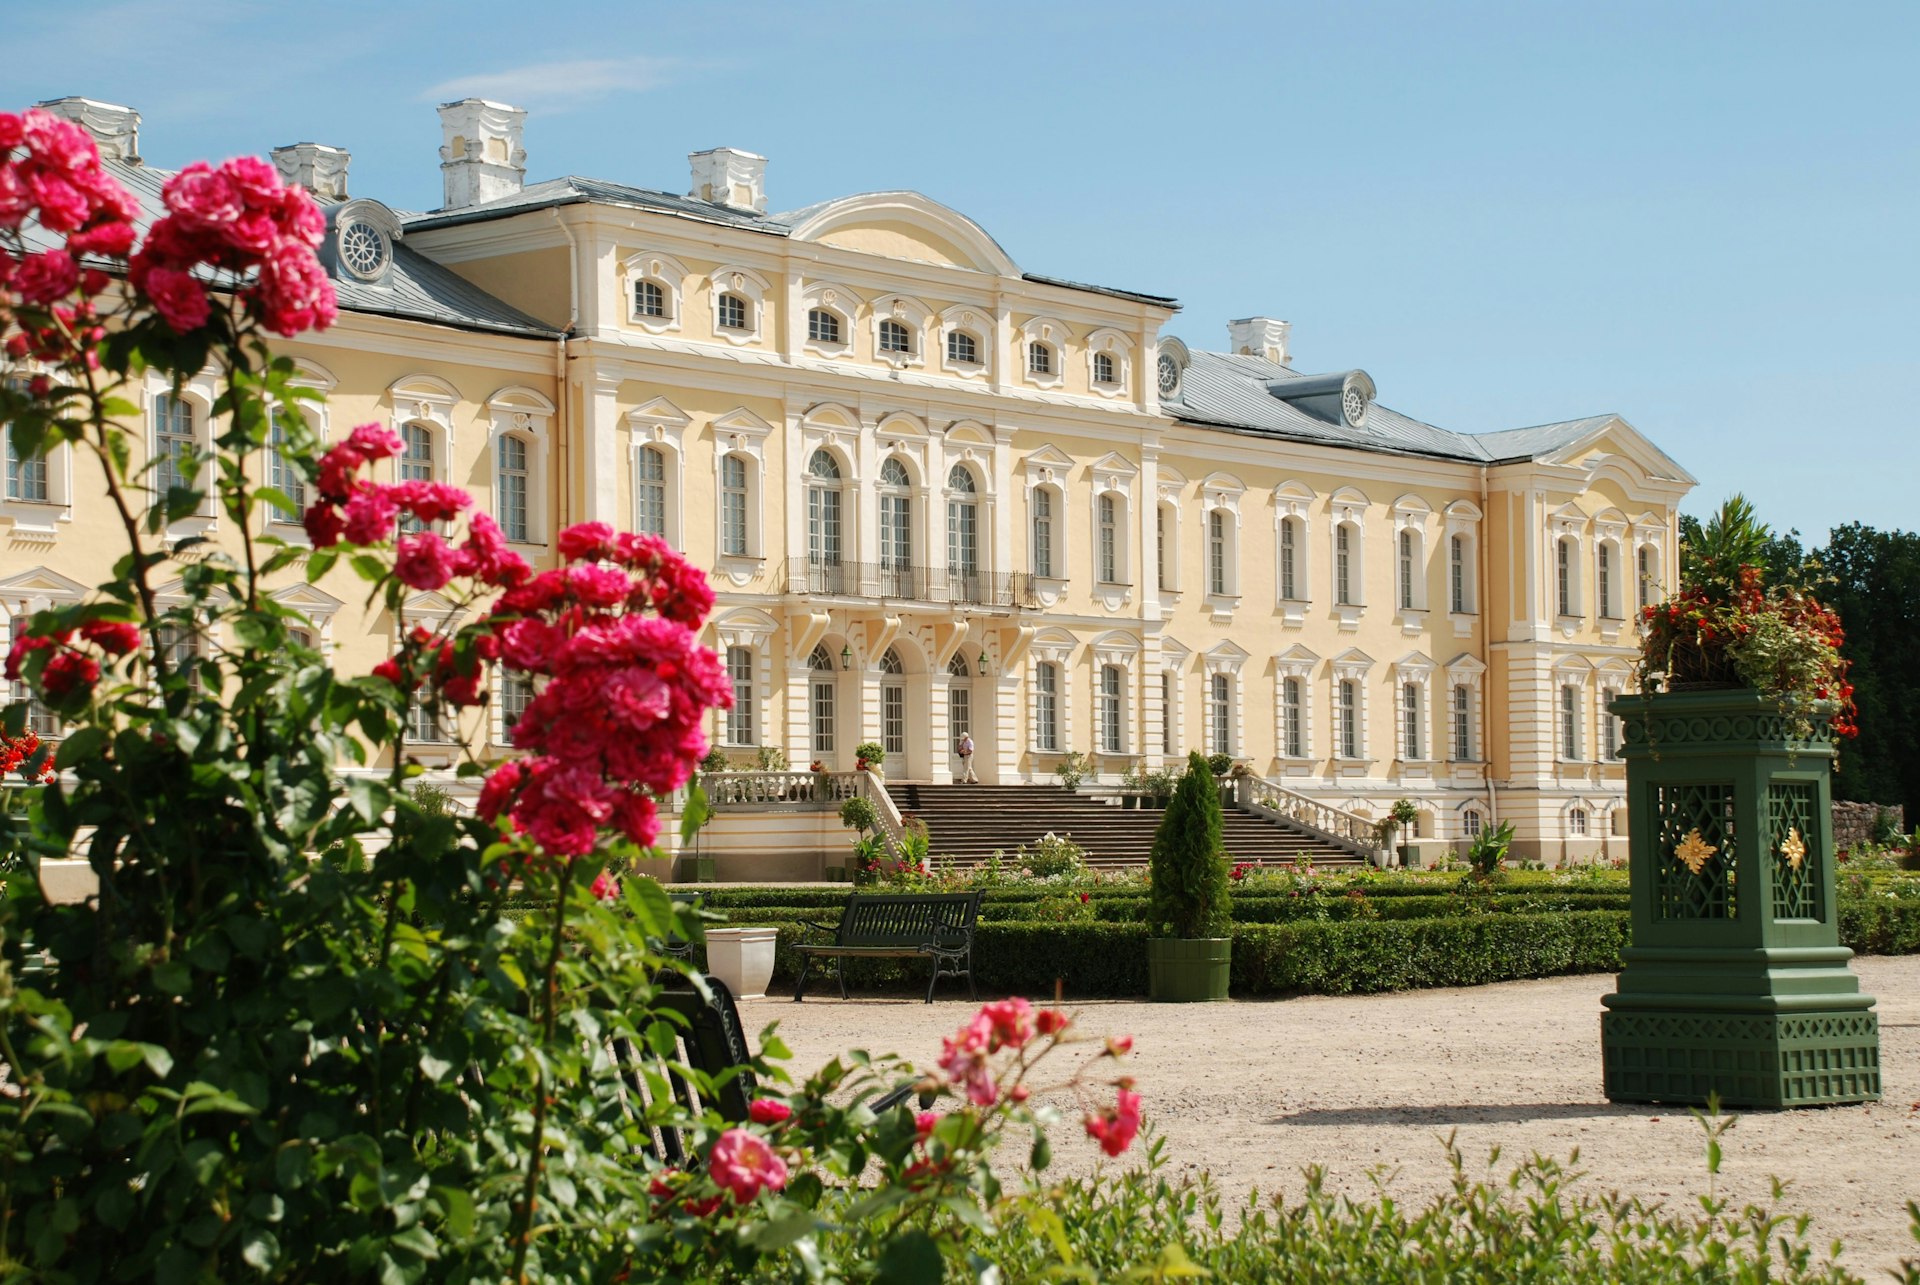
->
[1148,752,1232,939]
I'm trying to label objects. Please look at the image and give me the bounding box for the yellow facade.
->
[1,98,1695,862]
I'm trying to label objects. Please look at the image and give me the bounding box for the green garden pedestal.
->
[1602,690,1879,1108]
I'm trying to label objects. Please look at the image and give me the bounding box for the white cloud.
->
[421,57,681,112]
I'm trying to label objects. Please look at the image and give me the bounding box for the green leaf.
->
[153,961,192,995]
[54,726,108,770]
[679,783,711,844]
[741,1208,817,1251]
[429,1185,476,1240]
[876,1229,944,1284]
[1030,1130,1052,1172]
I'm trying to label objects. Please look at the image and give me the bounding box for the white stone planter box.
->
[704,926,779,1000]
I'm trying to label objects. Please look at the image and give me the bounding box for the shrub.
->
[1467,819,1516,878]
[753,744,790,772]
[1053,749,1094,792]
[1205,751,1233,776]
[1149,752,1231,938]
[854,740,885,768]
[1018,831,1089,878]
[699,745,730,772]
[839,794,878,834]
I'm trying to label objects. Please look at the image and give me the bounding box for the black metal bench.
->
[793,891,983,1004]
[612,975,921,1164]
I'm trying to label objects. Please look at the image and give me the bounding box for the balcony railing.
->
[784,559,1039,609]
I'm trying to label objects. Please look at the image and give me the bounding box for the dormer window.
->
[807,308,841,345]
[717,293,750,332]
[947,330,979,366]
[1028,342,1053,376]
[1093,352,1117,385]
[879,319,912,354]
[634,279,667,319]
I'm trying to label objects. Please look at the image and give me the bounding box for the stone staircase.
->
[885,783,1363,871]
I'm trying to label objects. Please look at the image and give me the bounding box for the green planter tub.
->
[1601,689,1880,1108]
[1147,937,1231,1002]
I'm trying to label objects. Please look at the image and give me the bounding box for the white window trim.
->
[1201,473,1244,620]
[487,387,553,547]
[1392,656,1435,765]
[1085,327,1134,399]
[1331,651,1374,767]
[1330,489,1368,629]
[1392,497,1431,633]
[938,304,992,379]
[1200,643,1247,761]
[1275,648,1318,766]
[626,397,689,547]
[871,294,933,370]
[1273,482,1315,627]
[622,249,688,334]
[148,371,222,533]
[1549,510,1589,635]
[1022,449,1072,589]
[1092,637,1141,762]
[800,281,861,360]
[1444,499,1482,638]
[1445,654,1487,765]
[1031,657,1063,754]
[1031,639,1075,757]
[708,265,770,346]
[1594,519,1628,639]
[713,612,776,749]
[1018,316,1069,391]
[2,365,75,540]
[712,409,772,566]
[1554,664,1592,763]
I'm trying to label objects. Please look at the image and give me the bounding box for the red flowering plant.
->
[1635,495,1857,743]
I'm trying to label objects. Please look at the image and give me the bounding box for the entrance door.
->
[882,682,906,759]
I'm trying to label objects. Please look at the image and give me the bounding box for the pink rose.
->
[979,998,1034,1051]
[25,172,88,233]
[143,266,210,333]
[748,1098,792,1126]
[589,871,620,902]
[556,521,614,563]
[342,485,399,545]
[248,236,337,336]
[343,423,404,460]
[163,161,244,231]
[394,531,456,591]
[21,110,97,176]
[40,650,99,700]
[707,1128,788,1204]
[0,113,22,150]
[66,219,136,258]
[12,250,78,305]
[78,620,141,656]
[1083,1086,1142,1158]
[303,502,346,547]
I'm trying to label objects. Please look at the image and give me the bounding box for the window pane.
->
[635,279,666,318]
[268,413,305,517]
[636,446,666,536]
[811,679,835,752]
[1098,495,1117,583]
[721,454,747,555]
[497,434,529,542]
[155,393,195,497]
[726,646,754,744]
[882,683,905,756]
[1336,525,1352,605]
[1094,352,1115,384]
[879,319,911,353]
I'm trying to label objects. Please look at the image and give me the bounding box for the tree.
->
[1147,752,1231,938]
[1817,523,1920,814]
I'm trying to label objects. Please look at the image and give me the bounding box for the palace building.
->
[1,96,1694,864]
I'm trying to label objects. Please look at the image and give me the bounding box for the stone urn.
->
[1601,689,1880,1108]
[704,926,780,1001]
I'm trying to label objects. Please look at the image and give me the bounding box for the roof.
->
[83,159,560,340]
[1169,348,1692,477]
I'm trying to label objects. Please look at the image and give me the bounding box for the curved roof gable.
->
[782,191,1020,277]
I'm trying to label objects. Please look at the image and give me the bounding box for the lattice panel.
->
[1653,782,1737,920]
[1603,1009,1880,1107]
[1769,781,1822,921]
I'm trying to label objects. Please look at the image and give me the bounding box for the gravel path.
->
[741,956,1920,1278]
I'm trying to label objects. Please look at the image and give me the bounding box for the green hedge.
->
[1231,913,1633,995]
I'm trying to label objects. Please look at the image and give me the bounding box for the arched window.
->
[807,449,843,569]
[947,466,980,599]
[1282,676,1304,757]
[1556,537,1576,616]
[1035,661,1060,752]
[635,445,667,537]
[1093,352,1117,385]
[879,647,906,757]
[1032,488,1056,578]
[946,330,979,366]
[879,319,912,354]
[1569,807,1589,837]
[496,432,531,542]
[1449,534,1470,613]
[1100,664,1124,754]
[1462,808,1485,839]
[878,457,912,589]
[806,307,842,345]
[948,652,972,743]
[720,454,750,556]
[154,392,196,496]
[1280,516,1301,601]
[268,412,305,520]
[4,373,50,501]
[1337,679,1359,759]
[1208,510,1228,595]
[808,644,836,754]
[725,646,754,745]
[1208,673,1232,756]
[1335,523,1356,606]
[399,421,435,533]
[1028,342,1053,376]
[633,279,667,319]
[1097,494,1119,584]
[717,292,750,332]
[1156,506,1170,590]
[500,671,534,745]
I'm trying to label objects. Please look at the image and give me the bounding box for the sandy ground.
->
[740,956,1920,1279]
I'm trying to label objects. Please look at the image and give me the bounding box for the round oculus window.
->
[1157,353,1180,397]
[1342,383,1368,426]
[338,220,389,281]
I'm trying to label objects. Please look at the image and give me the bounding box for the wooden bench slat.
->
[794,891,982,1004]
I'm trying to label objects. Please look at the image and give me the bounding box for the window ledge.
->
[1277,596,1308,628]
[1024,372,1065,391]
[1555,614,1583,638]
[1334,603,1364,630]
[1206,592,1241,622]
[802,340,852,361]
[1448,610,1477,638]
[1396,607,1428,635]
[629,315,680,335]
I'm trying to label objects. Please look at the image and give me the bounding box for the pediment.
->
[788,192,1021,277]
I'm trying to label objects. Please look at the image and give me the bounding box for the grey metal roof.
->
[79,159,560,339]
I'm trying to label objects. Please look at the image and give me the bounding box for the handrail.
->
[783,558,1039,610]
[701,770,862,810]
[1231,776,1382,860]
[858,771,906,859]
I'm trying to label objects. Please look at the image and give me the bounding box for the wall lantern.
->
[840,644,853,670]
[977,653,990,677]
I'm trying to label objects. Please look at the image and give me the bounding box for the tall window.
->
[635,445,667,537]
[154,392,194,496]
[1452,684,1472,760]
[1032,489,1055,578]
[1402,682,1422,759]
[1282,677,1303,757]
[725,646,754,745]
[1449,535,1468,613]
[1208,674,1231,756]
[154,622,200,690]
[1207,510,1227,595]
[807,450,842,567]
[1569,808,1589,837]
[11,677,57,737]
[1155,507,1168,590]
[400,422,434,533]
[1463,809,1485,839]
[1597,543,1615,618]
[1093,352,1116,385]
[1560,684,1581,760]
[806,308,841,344]
[879,319,912,354]
[1160,672,1174,754]
[947,466,979,594]
[1100,665,1123,754]
[946,330,978,365]
[720,454,748,556]
[501,671,534,744]
[948,655,972,742]
[809,645,835,753]
[1637,545,1656,610]
[1097,494,1118,583]
[633,279,666,319]
[1556,538,1574,616]
[1335,524,1354,606]
[1035,662,1059,752]
[1398,530,1415,610]
[268,413,304,518]
[1602,690,1622,760]
[3,375,47,502]
[717,292,749,331]
[496,433,530,542]
[878,458,912,583]
[880,648,906,758]
[1338,679,1358,759]
[1028,342,1052,376]
[1280,518,1299,600]
[408,695,445,744]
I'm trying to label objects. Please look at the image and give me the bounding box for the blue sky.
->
[14,0,1916,540]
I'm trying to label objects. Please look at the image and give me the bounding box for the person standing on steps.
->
[956,731,977,783]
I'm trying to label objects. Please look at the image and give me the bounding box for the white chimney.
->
[437,99,526,210]
[272,143,350,202]
[1228,316,1292,366]
[35,97,141,163]
[688,147,767,214]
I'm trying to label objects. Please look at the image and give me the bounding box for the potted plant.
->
[837,794,881,883]
[1387,798,1419,868]
[1145,751,1233,1002]
[1053,749,1092,793]
[854,741,885,778]
[1143,766,1177,809]
[1603,495,1878,1108]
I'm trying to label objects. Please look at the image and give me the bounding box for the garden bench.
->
[612,975,922,1165]
[793,891,983,1004]
[658,890,702,961]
